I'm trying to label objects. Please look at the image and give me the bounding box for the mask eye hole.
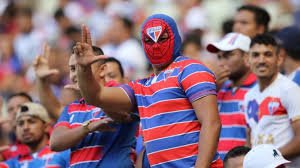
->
[144,35,154,44]
[157,31,169,43]
[20,105,29,113]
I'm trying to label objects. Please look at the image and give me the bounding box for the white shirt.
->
[244,73,300,167]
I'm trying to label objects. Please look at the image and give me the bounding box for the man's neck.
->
[258,73,278,92]
[28,136,48,153]
[231,70,251,87]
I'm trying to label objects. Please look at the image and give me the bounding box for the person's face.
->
[233,10,263,38]
[217,49,248,80]
[16,115,47,145]
[16,15,32,33]
[225,156,245,168]
[68,54,77,86]
[248,44,280,80]
[104,62,124,84]
[7,96,30,123]
[183,42,200,60]
[142,19,174,66]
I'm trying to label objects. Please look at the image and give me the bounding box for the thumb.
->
[64,84,80,91]
[43,69,59,77]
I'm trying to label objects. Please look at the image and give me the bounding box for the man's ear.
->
[257,25,265,35]
[243,52,250,67]
[99,63,107,78]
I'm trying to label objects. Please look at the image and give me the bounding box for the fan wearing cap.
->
[244,34,300,167]
[74,14,223,167]
[276,26,300,86]
[0,102,69,168]
[243,144,290,168]
[206,32,256,159]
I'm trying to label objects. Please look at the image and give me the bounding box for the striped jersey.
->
[288,68,300,86]
[55,99,138,168]
[217,73,256,159]
[0,146,56,168]
[244,73,300,167]
[120,56,222,168]
[45,149,70,168]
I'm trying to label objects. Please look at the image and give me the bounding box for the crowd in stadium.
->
[0,0,300,168]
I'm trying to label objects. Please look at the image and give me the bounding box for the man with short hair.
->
[50,46,138,168]
[223,146,251,168]
[233,5,270,38]
[244,34,300,167]
[276,26,300,85]
[0,102,68,168]
[207,32,255,159]
[0,92,33,161]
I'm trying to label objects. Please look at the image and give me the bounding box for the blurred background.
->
[0,0,299,117]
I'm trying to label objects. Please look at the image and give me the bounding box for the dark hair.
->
[54,8,65,20]
[65,26,80,36]
[224,146,251,166]
[250,34,278,48]
[8,92,33,102]
[104,57,124,77]
[238,5,270,32]
[182,32,202,52]
[92,46,104,55]
[222,19,234,35]
[17,7,33,18]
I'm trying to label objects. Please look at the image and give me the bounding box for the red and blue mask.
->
[141,14,182,65]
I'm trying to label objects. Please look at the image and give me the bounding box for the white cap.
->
[243,144,290,168]
[16,102,50,123]
[207,32,251,53]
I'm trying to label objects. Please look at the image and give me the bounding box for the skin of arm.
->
[36,78,63,121]
[279,120,300,159]
[193,95,221,168]
[245,127,252,147]
[50,118,114,151]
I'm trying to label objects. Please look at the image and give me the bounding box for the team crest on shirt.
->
[268,101,280,115]
[147,26,162,43]
[91,107,101,118]
[164,69,174,79]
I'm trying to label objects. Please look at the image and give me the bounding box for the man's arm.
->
[74,25,133,115]
[279,120,300,159]
[33,44,62,121]
[50,118,115,151]
[193,95,221,168]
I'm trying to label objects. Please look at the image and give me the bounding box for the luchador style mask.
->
[142,14,182,65]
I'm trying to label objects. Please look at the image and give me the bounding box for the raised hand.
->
[64,84,80,91]
[74,25,107,67]
[215,65,230,91]
[33,43,59,80]
[88,117,116,132]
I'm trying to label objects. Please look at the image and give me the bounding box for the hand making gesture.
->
[33,43,59,81]
[73,25,107,67]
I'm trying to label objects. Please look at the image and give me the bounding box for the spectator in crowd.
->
[74,14,223,167]
[182,32,202,61]
[243,144,290,168]
[275,25,300,86]
[223,146,251,168]
[50,46,138,167]
[104,15,147,80]
[206,32,255,159]
[233,5,271,38]
[13,7,44,70]
[244,34,300,167]
[0,102,69,168]
[0,92,32,161]
[33,44,80,122]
